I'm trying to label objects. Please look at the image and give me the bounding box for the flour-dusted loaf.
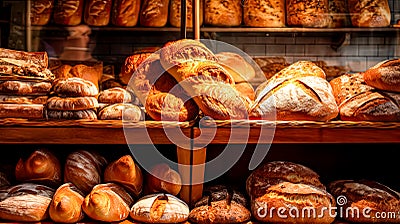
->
[140,0,169,27]
[363,59,400,92]
[84,0,112,26]
[244,0,285,27]
[46,109,98,120]
[98,103,143,120]
[0,103,43,119]
[119,52,155,86]
[0,95,47,104]
[53,0,84,25]
[250,61,338,121]
[0,81,51,96]
[98,87,132,104]
[130,193,189,223]
[286,0,331,27]
[328,0,349,27]
[47,96,98,111]
[169,0,203,27]
[112,0,141,26]
[348,0,391,27]
[205,0,242,26]
[330,73,400,121]
[51,64,102,90]
[329,180,400,223]
[52,77,99,97]
[49,183,85,223]
[31,0,54,25]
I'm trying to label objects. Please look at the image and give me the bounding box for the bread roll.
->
[169,0,203,27]
[98,103,143,120]
[348,0,391,27]
[328,0,349,28]
[98,87,132,104]
[363,59,400,92]
[31,0,54,25]
[84,0,112,26]
[15,149,61,187]
[112,0,141,27]
[47,96,99,111]
[0,103,43,119]
[244,0,285,27]
[329,73,400,121]
[329,180,400,223]
[215,52,256,82]
[146,163,182,196]
[250,61,338,121]
[64,150,107,194]
[130,193,189,223]
[0,183,55,222]
[52,77,99,97]
[53,0,84,25]
[82,183,134,222]
[286,0,331,27]
[0,81,52,96]
[0,95,48,104]
[49,183,85,223]
[104,155,143,196]
[205,0,242,26]
[140,0,169,27]
[46,109,98,120]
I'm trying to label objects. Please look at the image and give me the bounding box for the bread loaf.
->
[169,0,203,27]
[98,87,132,104]
[119,52,154,85]
[244,0,285,27]
[286,0,331,27]
[329,180,400,223]
[49,183,85,223]
[205,0,242,26]
[0,103,43,119]
[363,59,400,92]
[46,109,98,120]
[329,73,400,121]
[0,48,49,69]
[328,0,349,27]
[235,82,255,102]
[0,95,47,104]
[53,0,84,25]
[47,96,99,111]
[51,64,101,90]
[15,149,61,187]
[145,163,182,196]
[0,183,54,222]
[215,52,256,82]
[84,0,112,26]
[0,81,51,95]
[140,0,169,27]
[31,0,54,25]
[98,103,143,120]
[130,193,189,223]
[348,0,391,27]
[104,155,143,196]
[250,61,338,121]
[64,150,107,194]
[52,77,99,97]
[112,0,141,26]
[82,183,134,222]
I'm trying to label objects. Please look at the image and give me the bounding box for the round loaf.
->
[98,87,132,104]
[0,80,52,96]
[52,77,98,97]
[47,109,97,120]
[98,103,142,121]
[46,96,98,111]
[215,52,256,82]
[244,0,285,27]
[145,163,182,196]
[348,0,391,27]
[286,0,331,27]
[49,183,85,223]
[204,0,242,27]
[235,82,255,102]
[363,59,400,92]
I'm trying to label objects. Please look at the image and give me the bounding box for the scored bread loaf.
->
[47,96,99,111]
[169,0,203,27]
[49,183,85,223]
[84,0,112,26]
[0,81,52,96]
[204,0,242,27]
[98,87,132,104]
[97,103,143,120]
[145,163,182,196]
[53,0,84,25]
[286,0,331,27]
[52,77,99,97]
[363,59,400,92]
[244,0,285,27]
[0,103,44,119]
[348,0,391,27]
[46,109,98,120]
[140,0,169,27]
[119,52,155,86]
[112,0,141,26]
[0,95,48,104]
[30,0,54,25]
[215,52,256,82]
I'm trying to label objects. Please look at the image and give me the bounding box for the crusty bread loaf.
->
[112,0,141,26]
[0,95,47,104]
[145,163,182,196]
[140,0,169,27]
[0,81,51,96]
[205,0,242,26]
[244,0,285,27]
[98,87,132,104]
[250,61,338,121]
[130,193,189,223]
[119,52,155,86]
[329,180,400,223]
[329,73,400,121]
[47,96,98,111]
[84,0,112,26]
[52,77,99,97]
[363,59,400,92]
[348,0,391,27]
[15,149,61,187]
[0,103,43,119]
[215,52,256,82]
[169,0,203,27]
[235,82,255,102]
[82,183,134,222]
[46,109,98,120]
[97,103,142,120]
[286,0,331,27]
[49,183,85,223]
[53,0,84,25]
[31,0,54,25]
[328,0,349,28]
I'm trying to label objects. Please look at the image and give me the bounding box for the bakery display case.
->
[0,0,400,223]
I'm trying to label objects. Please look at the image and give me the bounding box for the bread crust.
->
[140,0,169,27]
[98,87,131,104]
[53,0,84,25]
[49,183,85,223]
[169,0,203,27]
[244,0,285,27]
[286,0,331,27]
[52,77,98,97]
[348,0,391,27]
[0,81,51,96]
[31,0,54,25]
[112,0,141,26]
[0,103,43,119]
[98,103,143,120]
[205,0,242,26]
[47,96,98,111]
[84,0,112,26]
[46,109,97,120]
[364,59,400,92]
[0,95,47,104]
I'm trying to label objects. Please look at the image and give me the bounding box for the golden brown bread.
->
[204,0,242,26]
[64,150,108,194]
[98,103,142,120]
[363,59,400,92]
[49,183,85,223]
[348,0,391,27]
[104,155,143,196]
[215,52,256,82]
[112,0,141,26]
[145,163,182,196]
[140,0,169,27]
[329,180,400,223]
[0,183,55,222]
[98,87,132,104]
[0,103,44,119]
[52,77,99,97]
[130,193,189,223]
[286,0,331,27]
[46,109,98,120]
[0,80,52,96]
[82,183,134,222]
[119,52,155,86]
[30,0,54,25]
[235,82,256,102]
[46,96,99,111]
[0,48,49,70]
[169,0,203,27]
[0,95,48,104]
[244,0,285,27]
[15,149,61,187]
[84,0,113,26]
[53,0,84,25]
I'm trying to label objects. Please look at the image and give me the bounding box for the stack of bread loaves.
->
[0,48,54,119]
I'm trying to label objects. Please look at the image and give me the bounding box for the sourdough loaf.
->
[52,77,98,97]
[0,103,43,119]
[53,0,84,25]
[244,0,285,27]
[215,52,256,82]
[0,95,47,104]
[49,183,85,223]
[140,0,169,27]
[31,0,54,25]
[286,0,331,27]
[348,0,391,27]
[205,0,242,26]
[84,0,112,26]
[98,87,132,104]
[47,96,98,111]
[98,103,142,120]
[46,109,98,120]
[112,0,141,26]
[0,81,51,96]
[363,59,400,92]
